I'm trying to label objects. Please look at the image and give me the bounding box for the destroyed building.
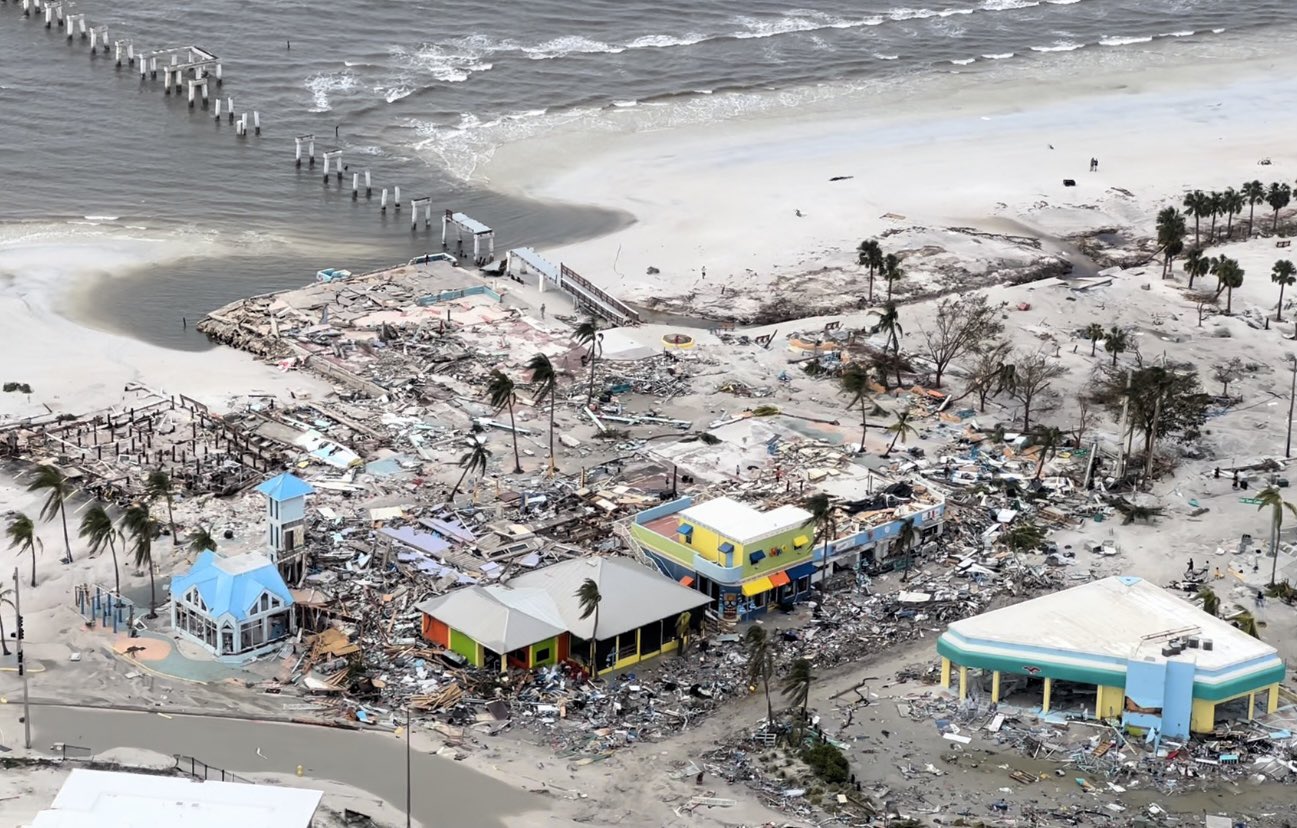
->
[415,556,707,675]
[937,575,1287,738]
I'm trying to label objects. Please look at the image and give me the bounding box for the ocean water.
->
[0,0,1288,349]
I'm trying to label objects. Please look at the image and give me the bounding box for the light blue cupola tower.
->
[254,472,315,562]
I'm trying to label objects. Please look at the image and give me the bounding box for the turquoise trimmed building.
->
[937,576,1286,737]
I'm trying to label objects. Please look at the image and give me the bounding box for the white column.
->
[253,111,260,135]
[380,188,388,212]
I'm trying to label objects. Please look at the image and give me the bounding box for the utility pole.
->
[1114,370,1133,481]
[1286,355,1296,458]
[13,567,30,749]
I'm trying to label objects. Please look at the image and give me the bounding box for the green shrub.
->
[801,742,849,784]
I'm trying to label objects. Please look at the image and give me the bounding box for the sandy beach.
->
[486,41,1297,322]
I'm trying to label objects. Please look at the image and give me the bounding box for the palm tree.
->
[487,369,524,474]
[27,463,74,563]
[449,438,491,500]
[1155,207,1186,279]
[1206,191,1222,242]
[803,492,836,588]
[187,525,217,555]
[895,518,920,582]
[1197,585,1220,618]
[781,657,814,737]
[839,362,884,452]
[573,316,603,408]
[1000,521,1046,556]
[527,353,558,475]
[1273,259,1296,322]
[1183,190,1208,246]
[1031,425,1064,480]
[1256,485,1297,587]
[857,240,882,303]
[1267,182,1291,232]
[6,512,42,588]
[122,503,160,618]
[1217,257,1245,314]
[79,503,122,598]
[1183,246,1209,289]
[1222,188,1244,240]
[1243,180,1266,237]
[1104,326,1128,367]
[876,301,903,356]
[145,469,178,545]
[882,253,903,301]
[744,625,776,724]
[884,410,917,455]
[0,584,13,657]
[575,577,602,669]
[1083,322,1105,357]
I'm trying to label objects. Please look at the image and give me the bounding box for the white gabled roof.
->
[678,497,813,545]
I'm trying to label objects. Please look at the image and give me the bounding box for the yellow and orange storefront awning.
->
[741,576,773,596]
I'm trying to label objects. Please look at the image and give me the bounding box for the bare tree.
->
[1211,357,1245,396]
[917,294,1006,388]
[1009,350,1066,430]
[1187,290,1218,327]
[957,339,1012,412]
[1070,393,1099,447]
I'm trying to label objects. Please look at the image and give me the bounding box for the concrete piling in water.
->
[215,63,222,86]
[163,67,172,94]
[364,169,372,197]
[202,80,210,108]
[380,188,388,213]
[214,98,222,120]
[394,185,401,212]
[351,172,359,200]
[226,96,233,122]
[128,42,135,65]
[187,78,195,106]
[253,111,260,135]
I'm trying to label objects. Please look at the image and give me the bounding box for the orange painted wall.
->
[557,633,570,662]
[423,616,450,647]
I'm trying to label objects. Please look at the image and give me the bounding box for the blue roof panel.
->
[170,551,294,622]
[254,472,316,502]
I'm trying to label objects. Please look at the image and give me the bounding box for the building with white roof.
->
[31,769,321,828]
[937,575,1286,738]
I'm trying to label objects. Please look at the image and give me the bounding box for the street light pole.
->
[13,567,30,749]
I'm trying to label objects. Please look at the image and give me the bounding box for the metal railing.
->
[173,754,254,785]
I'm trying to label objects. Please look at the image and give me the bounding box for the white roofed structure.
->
[678,496,812,546]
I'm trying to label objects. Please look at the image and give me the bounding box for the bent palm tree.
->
[187,525,217,555]
[1083,322,1105,357]
[528,353,559,475]
[1256,485,1297,587]
[1243,179,1265,237]
[1272,259,1296,322]
[884,410,917,455]
[839,362,884,452]
[1183,246,1209,289]
[449,438,491,500]
[1197,585,1220,618]
[6,512,42,588]
[575,577,602,669]
[122,503,160,618]
[781,657,814,739]
[79,503,122,598]
[487,369,524,474]
[803,492,835,590]
[0,584,13,657]
[28,463,74,563]
[145,469,178,545]
[573,316,603,407]
[744,625,776,725]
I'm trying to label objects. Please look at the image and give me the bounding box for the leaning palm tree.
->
[1256,485,1297,587]
[895,518,920,582]
[857,239,883,303]
[1197,585,1220,618]
[122,503,160,618]
[1083,322,1105,357]
[1104,326,1128,367]
[882,253,903,301]
[6,512,42,588]
[187,525,217,555]
[876,301,903,356]
[1243,179,1266,237]
[803,492,835,589]
[1268,182,1292,232]
[27,463,74,563]
[487,369,524,474]
[1031,425,1064,480]
[1183,246,1209,289]
[79,503,122,598]
[573,316,603,407]
[145,468,178,545]
[0,584,13,657]
[575,577,602,669]
[449,438,491,500]
[744,625,776,725]
[884,409,917,455]
[781,657,814,740]
[839,362,885,452]
[527,353,558,475]
[1272,259,1296,322]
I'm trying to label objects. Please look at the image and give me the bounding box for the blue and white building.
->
[170,551,296,662]
[255,472,314,561]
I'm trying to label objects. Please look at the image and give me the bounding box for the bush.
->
[801,742,849,784]
[3,382,32,394]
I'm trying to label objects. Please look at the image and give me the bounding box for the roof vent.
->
[1201,639,1213,651]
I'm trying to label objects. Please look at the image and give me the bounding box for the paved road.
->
[30,705,541,827]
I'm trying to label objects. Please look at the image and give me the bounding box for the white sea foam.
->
[393,42,494,83]
[875,53,900,60]
[732,12,883,39]
[611,99,639,108]
[626,33,709,49]
[1160,30,1195,38]
[888,7,937,21]
[304,71,358,113]
[1030,41,1083,52]
[982,52,1015,59]
[950,57,976,65]
[981,0,1040,9]
[1099,35,1154,46]
[523,36,623,59]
